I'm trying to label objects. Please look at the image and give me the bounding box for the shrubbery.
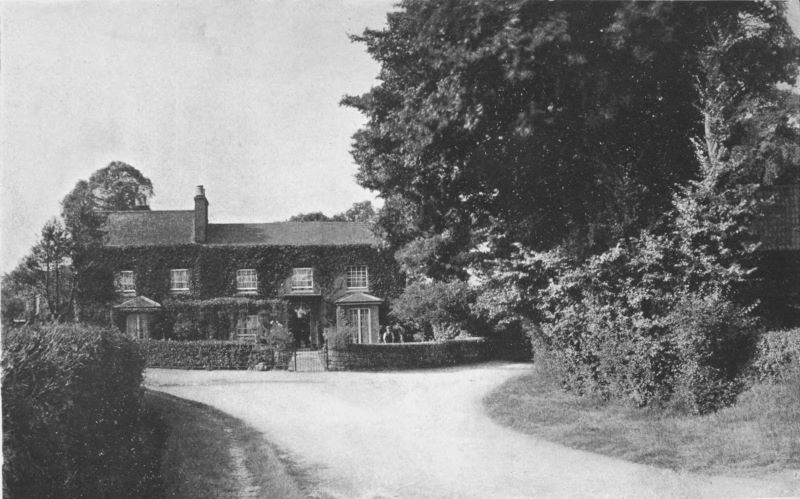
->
[139,340,287,370]
[390,279,474,340]
[751,328,800,382]
[2,323,160,498]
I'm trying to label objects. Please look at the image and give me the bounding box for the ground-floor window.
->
[347,307,371,344]
[236,314,260,341]
[126,313,150,339]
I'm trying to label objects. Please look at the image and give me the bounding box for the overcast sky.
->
[0,0,395,273]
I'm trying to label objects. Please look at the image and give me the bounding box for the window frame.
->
[291,268,314,292]
[236,269,258,292]
[236,314,261,339]
[118,270,135,294]
[346,265,369,290]
[346,307,371,344]
[170,268,190,292]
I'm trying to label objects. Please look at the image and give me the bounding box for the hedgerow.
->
[139,340,290,370]
[2,324,160,498]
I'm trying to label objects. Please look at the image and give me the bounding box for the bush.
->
[2,323,159,498]
[391,279,474,340]
[139,340,284,370]
[324,325,355,350]
[666,294,760,413]
[751,328,800,382]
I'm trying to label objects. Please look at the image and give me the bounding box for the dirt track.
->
[145,363,799,498]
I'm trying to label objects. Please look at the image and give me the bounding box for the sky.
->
[0,0,396,273]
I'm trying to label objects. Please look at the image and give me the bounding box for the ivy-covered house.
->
[98,186,403,347]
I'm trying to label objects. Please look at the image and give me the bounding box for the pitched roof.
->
[335,292,384,305]
[103,212,380,247]
[206,222,379,246]
[113,295,162,310]
[104,211,195,246]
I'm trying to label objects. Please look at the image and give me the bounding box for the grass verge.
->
[484,365,800,475]
[145,390,306,499]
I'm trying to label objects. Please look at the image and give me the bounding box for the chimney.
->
[194,185,208,243]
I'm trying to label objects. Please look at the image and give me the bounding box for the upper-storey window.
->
[117,271,135,295]
[170,269,189,292]
[236,269,258,292]
[346,265,368,290]
[292,268,314,291]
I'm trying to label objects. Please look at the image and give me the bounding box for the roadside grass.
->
[483,365,800,475]
[145,390,307,499]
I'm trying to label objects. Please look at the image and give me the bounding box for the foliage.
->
[325,324,356,349]
[390,279,473,340]
[750,328,800,382]
[344,0,799,273]
[2,323,158,498]
[138,340,285,370]
[148,297,287,341]
[287,200,377,224]
[3,219,75,322]
[327,337,490,370]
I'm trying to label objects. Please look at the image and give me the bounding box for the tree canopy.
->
[343,0,799,272]
[61,161,154,249]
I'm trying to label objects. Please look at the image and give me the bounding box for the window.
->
[346,265,369,290]
[236,315,260,342]
[236,269,258,292]
[292,268,314,291]
[117,271,135,294]
[347,307,371,344]
[126,313,150,339]
[170,269,189,291]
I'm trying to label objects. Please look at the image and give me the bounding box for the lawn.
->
[484,364,800,476]
[145,390,306,499]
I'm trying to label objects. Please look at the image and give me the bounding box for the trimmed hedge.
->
[2,324,159,498]
[327,337,493,370]
[751,328,800,382]
[139,340,291,370]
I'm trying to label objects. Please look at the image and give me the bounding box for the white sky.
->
[0,0,395,273]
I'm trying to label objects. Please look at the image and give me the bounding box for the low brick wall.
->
[327,337,494,370]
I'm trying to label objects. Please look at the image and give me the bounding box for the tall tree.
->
[62,161,154,250]
[344,0,798,273]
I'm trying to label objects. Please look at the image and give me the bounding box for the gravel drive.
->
[145,362,799,498]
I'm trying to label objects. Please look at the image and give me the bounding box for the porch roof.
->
[335,292,384,305]
[113,295,162,311]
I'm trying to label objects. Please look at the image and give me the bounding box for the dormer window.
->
[346,265,368,290]
[236,269,258,292]
[292,268,314,292]
[170,269,190,292]
[117,271,135,295]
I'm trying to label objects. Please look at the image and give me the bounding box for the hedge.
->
[139,340,291,370]
[327,337,493,370]
[751,328,800,382]
[2,324,159,498]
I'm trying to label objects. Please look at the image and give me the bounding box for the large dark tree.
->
[343,1,798,273]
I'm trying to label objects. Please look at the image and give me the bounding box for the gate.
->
[288,344,328,372]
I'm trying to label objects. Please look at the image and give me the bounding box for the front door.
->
[288,306,311,348]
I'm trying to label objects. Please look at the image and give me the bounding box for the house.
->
[97,186,403,346]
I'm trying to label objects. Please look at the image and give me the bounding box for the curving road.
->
[145,363,799,498]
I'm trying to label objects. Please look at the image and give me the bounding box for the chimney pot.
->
[195,185,205,197]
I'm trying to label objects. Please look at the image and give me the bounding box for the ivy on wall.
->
[86,244,405,332]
